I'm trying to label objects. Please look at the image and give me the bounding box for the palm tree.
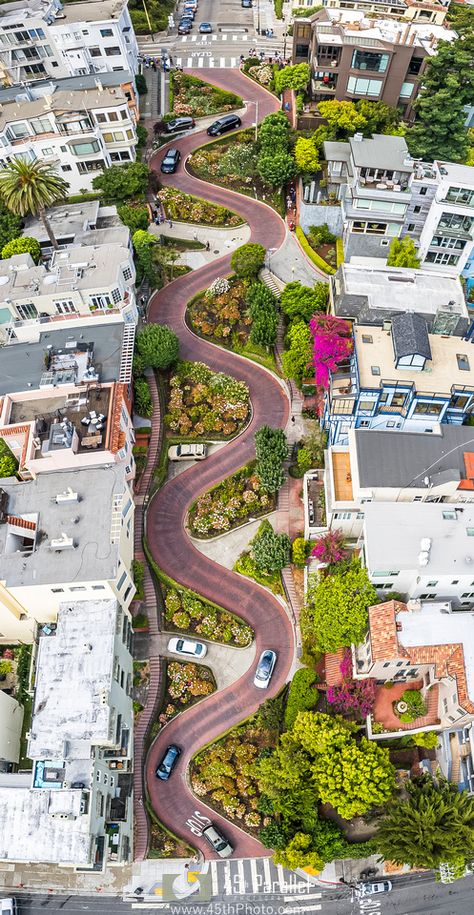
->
[0,159,69,250]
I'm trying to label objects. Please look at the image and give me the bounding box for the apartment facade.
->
[0,83,138,194]
[0,0,138,86]
[0,598,133,869]
[0,464,135,643]
[324,314,474,445]
[292,7,455,115]
[0,246,137,345]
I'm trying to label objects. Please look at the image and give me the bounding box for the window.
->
[52,587,64,593]
[351,50,389,72]
[16,303,37,320]
[95,113,107,124]
[55,300,76,314]
[359,420,370,427]
[110,150,131,162]
[70,586,86,592]
[457,354,470,371]
[23,63,46,75]
[426,581,438,587]
[117,571,127,590]
[7,122,29,139]
[100,28,114,36]
[406,223,415,232]
[89,47,101,57]
[442,510,457,520]
[69,140,101,157]
[358,400,374,411]
[347,76,382,97]
[105,47,121,57]
[425,251,460,266]
[466,528,474,536]
[371,365,381,376]
[413,402,441,416]
[295,43,309,56]
[452,580,459,585]
[413,205,421,214]
[30,116,52,134]
[92,585,105,590]
[77,159,104,174]
[419,187,428,196]
[61,165,72,172]
[399,82,414,99]
[90,294,111,308]
[408,56,423,75]
[445,186,474,206]
[108,111,119,122]
[362,334,373,343]
[123,266,132,281]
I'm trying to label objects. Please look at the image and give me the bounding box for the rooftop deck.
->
[331,450,353,502]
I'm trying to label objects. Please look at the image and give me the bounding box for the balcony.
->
[377,403,409,416]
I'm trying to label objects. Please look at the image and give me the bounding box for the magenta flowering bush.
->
[311,529,346,565]
[327,649,376,718]
[309,314,353,388]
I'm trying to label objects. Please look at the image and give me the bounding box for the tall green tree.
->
[281,320,313,385]
[92,161,150,201]
[377,775,474,870]
[0,201,22,252]
[0,159,68,250]
[304,559,378,652]
[280,281,328,322]
[1,235,41,262]
[387,237,420,268]
[135,323,179,371]
[231,243,266,279]
[247,282,278,347]
[274,63,310,94]
[294,137,320,175]
[257,151,297,188]
[252,521,291,572]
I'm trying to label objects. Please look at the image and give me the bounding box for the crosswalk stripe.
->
[176,56,182,66]
[277,864,286,891]
[230,56,237,67]
[219,56,226,67]
[187,56,193,66]
[232,34,238,40]
[224,861,232,896]
[222,33,227,40]
[197,57,204,67]
[250,857,260,894]
[236,858,245,894]
[209,58,215,66]
[181,36,186,42]
[263,858,272,892]
[210,860,219,896]
[212,34,217,40]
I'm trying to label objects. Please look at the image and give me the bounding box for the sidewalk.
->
[148,220,251,268]
[270,230,329,285]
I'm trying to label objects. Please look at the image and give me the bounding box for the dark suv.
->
[156,745,181,780]
[160,148,181,174]
[207,114,242,136]
[165,116,195,133]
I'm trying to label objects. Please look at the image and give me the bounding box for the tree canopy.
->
[376,775,474,870]
[246,282,278,347]
[304,559,378,652]
[0,159,68,249]
[281,320,313,386]
[255,425,287,493]
[92,161,150,201]
[280,281,328,322]
[251,521,291,572]
[315,99,401,144]
[274,63,311,94]
[1,235,41,263]
[294,137,320,175]
[257,151,297,188]
[135,323,179,371]
[0,201,22,253]
[387,237,420,268]
[231,243,266,279]
[0,439,17,478]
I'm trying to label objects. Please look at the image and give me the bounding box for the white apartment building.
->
[0,0,138,86]
[0,464,135,643]
[0,245,137,344]
[0,83,138,193]
[415,161,474,278]
[361,500,474,608]
[0,598,133,869]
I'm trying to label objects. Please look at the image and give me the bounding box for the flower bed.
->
[188,131,284,215]
[158,661,216,727]
[157,186,242,227]
[188,461,275,536]
[234,550,283,596]
[163,583,253,646]
[170,71,242,118]
[190,717,276,835]
[165,360,250,439]
[188,277,250,347]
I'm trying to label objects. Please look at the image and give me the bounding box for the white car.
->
[168,443,208,461]
[253,649,277,689]
[0,900,17,915]
[359,881,392,896]
[167,637,207,659]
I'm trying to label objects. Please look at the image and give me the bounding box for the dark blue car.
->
[156,744,181,780]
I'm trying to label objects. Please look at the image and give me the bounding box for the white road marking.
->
[191,35,197,41]
[222,33,228,40]
[250,857,260,893]
[209,58,215,66]
[232,34,238,40]
[284,894,322,902]
[236,858,245,893]
[230,57,237,67]
[220,57,226,67]
[223,861,232,895]
[187,57,193,66]
[197,57,204,67]
[263,858,272,892]
[210,860,219,896]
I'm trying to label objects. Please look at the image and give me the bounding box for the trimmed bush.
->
[336,237,344,268]
[295,226,336,274]
[284,668,319,729]
[2,235,41,262]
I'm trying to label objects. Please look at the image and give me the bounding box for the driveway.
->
[145,69,295,859]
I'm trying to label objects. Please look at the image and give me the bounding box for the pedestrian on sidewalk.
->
[193,232,198,241]
[205,240,210,251]
[168,219,173,228]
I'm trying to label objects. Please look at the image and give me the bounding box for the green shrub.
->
[2,235,41,262]
[295,226,336,274]
[336,237,344,267]
[412,731,439,749]
[0,659,13,678]
[0,438,17,478]
[398,689,427,722]
[285,668,319,729]
[134,377,153,418]
[118,203,149,234]
[133,613,148,629]
[135,73,148,95]
[132,559,145,600]
[292,537,311,568]
[308,223,336,247]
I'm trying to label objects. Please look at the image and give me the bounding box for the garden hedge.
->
[336,237,344,268]
[295,226,336,275]
[284,667,319,729]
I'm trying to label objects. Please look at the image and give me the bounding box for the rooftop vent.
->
[55,488,79,504]
[50,533,75,551]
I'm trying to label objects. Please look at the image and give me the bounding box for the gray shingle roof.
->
[354,426,474,489]
[391,312,432,361]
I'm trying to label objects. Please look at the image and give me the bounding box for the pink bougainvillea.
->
[326,649,376,718]
[309,314,353,389]
[311,529,347,565]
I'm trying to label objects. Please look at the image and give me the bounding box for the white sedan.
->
[167,637,208,659]
[168,443,208,461]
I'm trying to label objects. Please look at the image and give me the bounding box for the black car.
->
[156,744,181,780]
[207,114,242,137]
[160,147,181,174]
[165,116,195,133]
[178,18,193,34]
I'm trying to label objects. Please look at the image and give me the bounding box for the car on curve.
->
[167,637,208,659]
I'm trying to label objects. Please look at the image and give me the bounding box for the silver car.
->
[168,443,208,461]
[202,823,233,858]
[167,637,207,659]
[253,649,277,689]
[359,881,392,896]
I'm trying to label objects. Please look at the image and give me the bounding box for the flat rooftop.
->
[0,70,134,105]
[58,0,127,23]
[0,320,126,394]
[28,599,117,760]
[435,160,474,187]
[0,785,92,866]
[353,426,474,489]
[0,245,130,306]
[314,8,456,49]
[335,265,466,318]
[23,202,128,249]
[0,86,128,132]
[349,134,410,173]
[0,464,126,586]
[354,324,474,391]
[364,501,474,575]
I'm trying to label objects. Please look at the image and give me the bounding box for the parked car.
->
[165,116,195,133]
[241,0,252,6]
[183,0,198,9]
[167,637,208,659]
[168,443,208,461]
[178,18,193,33]
[199,22,213,32]
[207,114,242,137]
[202,823,233,858]
[182,7,195,19]
[156,745,181,780]
[0,900,18,915]
[359,881,393,897]
[160,148,181,174]
[253,649,277,689]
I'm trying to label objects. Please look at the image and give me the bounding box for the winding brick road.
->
[144,70,295,859]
